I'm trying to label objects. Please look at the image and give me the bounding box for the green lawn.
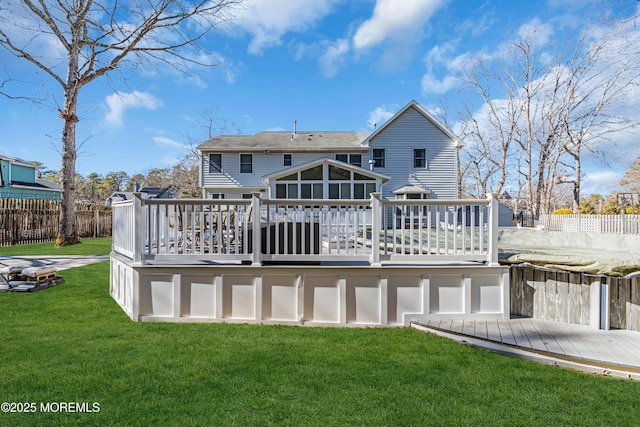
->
[0,237,112,256]
[1,240,639,425]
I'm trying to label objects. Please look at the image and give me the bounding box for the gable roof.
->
[0,154,37,168]
[198,131,370,153]
[261,158,390,184]
[364,100,463,148]
[392,185,431,195]
[197,100,462,153]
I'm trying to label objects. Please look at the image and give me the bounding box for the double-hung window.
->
[283,153,293,166]
[372,149,385,168]
[335,154,362,167]
[240,154,253,173]
[209,153,222,173]
[414,149,426,168]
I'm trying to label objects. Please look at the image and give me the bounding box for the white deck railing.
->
[112,192,500,266]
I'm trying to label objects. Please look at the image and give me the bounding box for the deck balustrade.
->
[112,192,500,266]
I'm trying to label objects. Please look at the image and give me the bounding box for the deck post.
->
[370,192,381,266]
[486,193,499,266]
[132,193,143,264]
[251,192,262,266]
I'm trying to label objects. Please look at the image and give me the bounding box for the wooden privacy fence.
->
[510,264,640,332]
[536,213,640,235]
[0,199,112,246]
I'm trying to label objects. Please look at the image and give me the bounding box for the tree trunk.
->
[56,35,81,247]
[56,98,80,246]
[572,145,581,213]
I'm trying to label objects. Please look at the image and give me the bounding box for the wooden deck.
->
[413,317,640,378]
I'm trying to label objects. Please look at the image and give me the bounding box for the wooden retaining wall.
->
[510,264,640,331]
[0,199,112,246]
[609,275,640,331]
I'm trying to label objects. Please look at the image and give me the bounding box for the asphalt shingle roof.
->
[197,131,371,152]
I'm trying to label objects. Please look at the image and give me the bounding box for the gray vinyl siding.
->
[202,152,339,189]
[366,106,457,200]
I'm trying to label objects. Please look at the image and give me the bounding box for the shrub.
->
[552,208,574,215]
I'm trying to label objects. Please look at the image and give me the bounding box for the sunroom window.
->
[274,162,378,199]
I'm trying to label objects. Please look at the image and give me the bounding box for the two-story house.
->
[0,154,62,200]
[197,100,462,202]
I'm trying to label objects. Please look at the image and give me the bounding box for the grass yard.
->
[0,237,112,256]
[1,240,640,425]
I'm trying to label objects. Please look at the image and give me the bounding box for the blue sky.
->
[1,0,638,195]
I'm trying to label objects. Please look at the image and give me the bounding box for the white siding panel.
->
[367,107,457,200]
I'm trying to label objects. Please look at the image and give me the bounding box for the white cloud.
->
[104,91,162,127]
[235,0,338,54]
[583,170,623,196]
[421,73,460,95]
[153,136,188,151]
[420,42,466,95]
[368,105,397,128]
[319,39,350,78]
[352,0,447,50]
[517,18,554,48]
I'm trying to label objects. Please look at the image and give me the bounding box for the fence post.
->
[94,208,99,238]
[370,192,381,266]
[251,192,262,266]
[486,193,499,266]
[133,193,143,264]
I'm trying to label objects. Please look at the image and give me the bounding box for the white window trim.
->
[413,148,427,169]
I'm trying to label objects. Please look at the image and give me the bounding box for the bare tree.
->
[458,33,563,214]
[555,19,640,211]
[171,107,240,198]
[457,14,639,215]
[0,0,242,245]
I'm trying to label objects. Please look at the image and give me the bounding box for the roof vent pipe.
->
[294,120,297,134]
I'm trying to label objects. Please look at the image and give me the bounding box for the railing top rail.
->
[262,198,371,207]
[137,197,491,207]
[142,199,251,207]
[381,198,490,207]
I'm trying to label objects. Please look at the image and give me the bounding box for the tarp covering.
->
[498,228,640,277]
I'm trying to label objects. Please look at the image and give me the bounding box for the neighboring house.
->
[0,154,62,200]
[197,100,463,202]
[105,186,177,205]
[105,192,135,206]
[140,186,178,199]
